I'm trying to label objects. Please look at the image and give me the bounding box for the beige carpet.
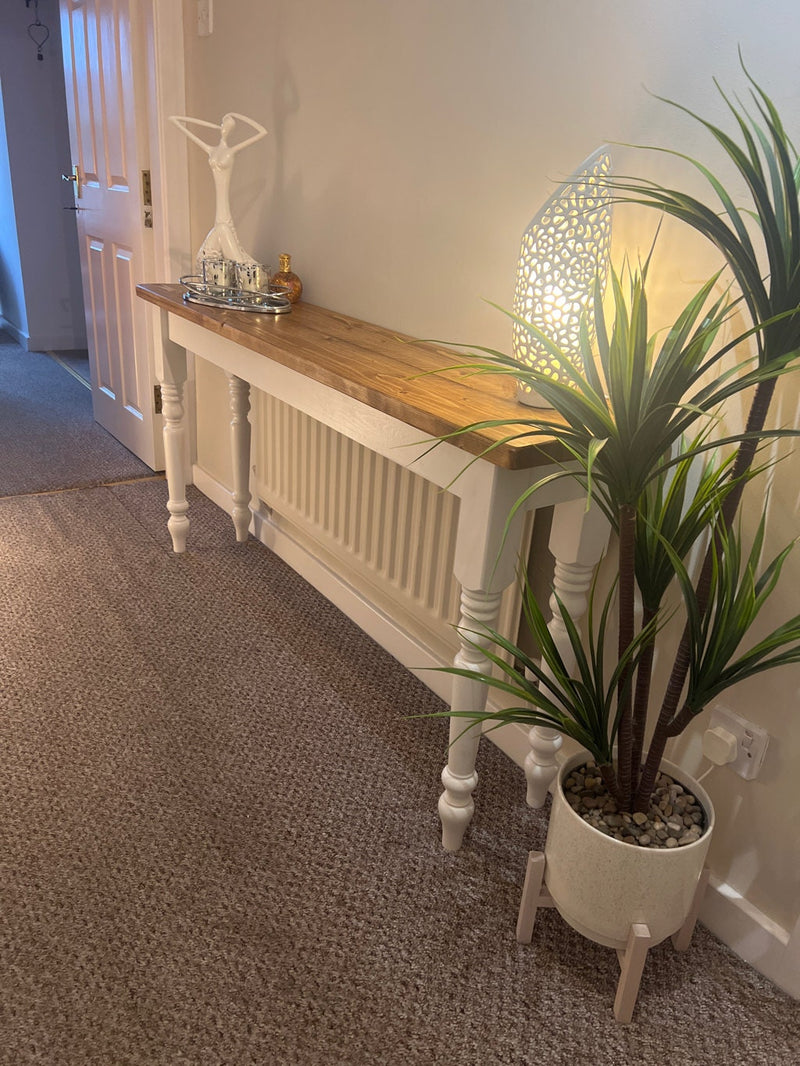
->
[0,360,798,1064]
[0,333,153,495]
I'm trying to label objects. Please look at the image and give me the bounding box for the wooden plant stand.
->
[515,851,711,1024]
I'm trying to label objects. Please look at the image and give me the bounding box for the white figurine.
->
[169,111,267,264]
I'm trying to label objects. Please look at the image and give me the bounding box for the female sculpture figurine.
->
[169,111,267,264]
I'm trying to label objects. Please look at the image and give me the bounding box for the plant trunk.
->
[667,701,699,738]
[634,717,671,812]
[631,605,657,786]
[687,374,778,627]
[599,762,622,804]
[635,374,780,812]
[721,376,778,522]
[616,504,637,810]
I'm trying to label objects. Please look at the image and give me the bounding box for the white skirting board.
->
[0,317,27,348]
[193,465,456,704]
[191,464,799,1000]
[699,877,799,998]
[0,316,84,353]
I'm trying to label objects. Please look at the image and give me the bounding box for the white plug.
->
[702,725,739,766]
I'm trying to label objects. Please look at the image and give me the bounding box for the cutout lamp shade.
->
[512,146,613,407]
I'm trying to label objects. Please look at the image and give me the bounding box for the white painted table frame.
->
[146,294,608,850]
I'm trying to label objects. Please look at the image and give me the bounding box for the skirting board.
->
[699,876,799,998]
[193,465,457,704]
[192,463,799,1000]
[0,317,27,349]
[0,317,84,353]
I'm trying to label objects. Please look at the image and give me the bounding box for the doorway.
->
[0,4,85,355]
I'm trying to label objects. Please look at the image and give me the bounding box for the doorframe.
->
[142,0,193,472]
[144,1,191,286]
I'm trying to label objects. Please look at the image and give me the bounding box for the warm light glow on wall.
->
[512,146,613,407]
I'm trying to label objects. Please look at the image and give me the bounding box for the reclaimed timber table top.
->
[136,283,567,471]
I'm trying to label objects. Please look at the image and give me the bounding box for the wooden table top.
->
[136,283,567,471]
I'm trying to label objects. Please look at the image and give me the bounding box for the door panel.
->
[115,249,142,412]
[60,0,162,469]
[85,237,109,389]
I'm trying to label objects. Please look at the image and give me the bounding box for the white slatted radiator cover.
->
[251,392,526,664]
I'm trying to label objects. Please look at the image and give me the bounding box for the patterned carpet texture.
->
[0,334,152,495]
[0,345,798,1064]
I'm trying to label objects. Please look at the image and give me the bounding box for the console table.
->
[136,283,608,849]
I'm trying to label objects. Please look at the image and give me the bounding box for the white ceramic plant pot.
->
[544,752,715,950]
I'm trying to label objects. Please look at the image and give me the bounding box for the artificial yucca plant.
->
[438,63,800,813]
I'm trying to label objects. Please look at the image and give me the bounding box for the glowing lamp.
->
[512,146,613,407]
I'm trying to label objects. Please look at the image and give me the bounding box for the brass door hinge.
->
[154,383,163,414]
[142,170,153,227]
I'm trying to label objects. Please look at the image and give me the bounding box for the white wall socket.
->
[707,707,770,780]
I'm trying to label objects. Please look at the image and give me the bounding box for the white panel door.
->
[59,0,162,469]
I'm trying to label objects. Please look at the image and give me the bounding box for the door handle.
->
[61,164,82,199]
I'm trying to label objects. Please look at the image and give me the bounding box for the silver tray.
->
[179,275,292,314]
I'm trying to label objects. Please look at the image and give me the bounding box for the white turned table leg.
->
[439,586,504,851]
[160,378,190,553]
[525,725,564,808]
[227,373,252,542]
[438,727,480,853]
[526,500,609,807]
[439,462,537,850]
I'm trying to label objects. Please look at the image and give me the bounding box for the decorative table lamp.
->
[512,146,613,406]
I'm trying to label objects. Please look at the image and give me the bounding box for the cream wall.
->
[179,0,800,984]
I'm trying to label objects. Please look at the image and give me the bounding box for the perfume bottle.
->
[271,253,303,303]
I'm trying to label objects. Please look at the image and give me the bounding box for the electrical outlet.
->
[708,707,770,780]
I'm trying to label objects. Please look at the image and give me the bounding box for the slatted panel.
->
[252,392,463,633]
[249,392,530,668]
